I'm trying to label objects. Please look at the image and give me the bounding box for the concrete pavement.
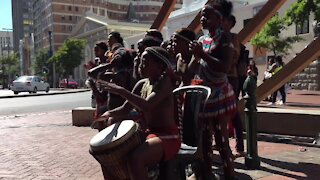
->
[0,109,319,180]
[0,89,319,179]
[0,88,90,99]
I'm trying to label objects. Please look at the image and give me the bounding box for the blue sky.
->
[0,0,12,30]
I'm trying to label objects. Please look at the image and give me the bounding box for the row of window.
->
[0,37,11,46]
[108,3,160,11]
[251,5,309,35]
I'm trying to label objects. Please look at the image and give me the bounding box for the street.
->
[0,91,91,116]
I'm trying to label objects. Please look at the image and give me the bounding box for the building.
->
[0,31,14,57]
[32,0,113,53]
[70,11,149,85]
[32,0,182,54]
[11,0,34,53]
[105,0,182,23]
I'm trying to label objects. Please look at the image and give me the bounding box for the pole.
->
[2,28,13,88]
[1,38,3,89]
[243,75,261,169]
[48,31,56,88]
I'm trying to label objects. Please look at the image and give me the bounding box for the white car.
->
[11,76,50,95]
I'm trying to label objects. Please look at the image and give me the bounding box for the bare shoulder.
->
[157,75,175,93]
[220,32,234,48]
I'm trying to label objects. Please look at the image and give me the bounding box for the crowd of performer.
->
[84,1,257,179]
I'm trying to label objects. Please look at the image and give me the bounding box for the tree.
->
[284,0,320,25]
[33,49,49,76]
[0,53,19,88]
[251,14,303,57]
[49,38,86,83]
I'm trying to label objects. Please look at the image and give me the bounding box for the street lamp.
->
[48,31,56,88]
[2,28,13,89]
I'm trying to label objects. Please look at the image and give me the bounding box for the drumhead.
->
[90,120,138,151]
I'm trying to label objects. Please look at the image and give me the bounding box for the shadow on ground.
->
[233,157,320,180]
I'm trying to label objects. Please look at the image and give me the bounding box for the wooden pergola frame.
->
[152,0,320,106]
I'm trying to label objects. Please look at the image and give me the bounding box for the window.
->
[75,6,79,11]
[61,15,65,21]
[69,16,72,21]
[296,19,309,35]
[68,6,72,11]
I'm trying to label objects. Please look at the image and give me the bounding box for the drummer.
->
[95,46,180,180]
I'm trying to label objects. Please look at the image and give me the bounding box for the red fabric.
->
[144,126,181,161]
[228,120,235,138]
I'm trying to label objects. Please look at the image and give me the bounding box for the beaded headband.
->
[203,5,223,19]
[145,47,171,69]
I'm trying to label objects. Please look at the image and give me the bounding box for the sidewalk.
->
[0,110,319,179]
[0,88,90,99]
[258,89,320,110]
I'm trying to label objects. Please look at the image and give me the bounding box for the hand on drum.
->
[189,41,203,58]
[97,80,124,95]
[91,112,114,129]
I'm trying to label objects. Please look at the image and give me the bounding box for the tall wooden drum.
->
[89,120,141,179]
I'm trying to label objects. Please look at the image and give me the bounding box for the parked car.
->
[11,76,50,95]
[59,79,78,89]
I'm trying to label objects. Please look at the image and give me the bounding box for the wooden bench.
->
[72,107,96,127]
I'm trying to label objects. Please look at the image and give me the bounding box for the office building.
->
[11,0,34,53]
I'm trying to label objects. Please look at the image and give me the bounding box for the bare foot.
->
[187,173,197,180]
[233,150,246,159]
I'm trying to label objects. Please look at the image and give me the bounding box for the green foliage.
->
[0,53,20,76]
[284,0,320,25]
[251,14,303,57]
[0,53,20,87]
[49,38,86,78]
[33,49,49,76]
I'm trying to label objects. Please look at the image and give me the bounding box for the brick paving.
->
[0,89,319,180]
[0,111,104,180]
[258,90,320,110]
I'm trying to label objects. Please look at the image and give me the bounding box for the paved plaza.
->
[0,89,319,179]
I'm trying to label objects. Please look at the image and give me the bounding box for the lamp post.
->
[48,31,56,88]
[2,28,13,88]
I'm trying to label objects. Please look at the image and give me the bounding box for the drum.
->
[89,120,141,179]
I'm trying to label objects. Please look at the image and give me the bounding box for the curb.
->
[0,89,91,99]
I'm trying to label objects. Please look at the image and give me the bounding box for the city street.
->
[0,90,91,116]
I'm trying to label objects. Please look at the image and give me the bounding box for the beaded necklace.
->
[202,27,223,53]
[140,74,164,99]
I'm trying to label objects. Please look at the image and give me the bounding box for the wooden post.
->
[256,38,320,102]
[238,0,287,44]
[151,0,177,31]
[188,11,202,34]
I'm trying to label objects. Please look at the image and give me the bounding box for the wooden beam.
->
[151,0,177,31]
[256,38,320,103]
[238,0,286,44]
[238,38,320,110]
[188,0,286,42]
[188,11,202,34]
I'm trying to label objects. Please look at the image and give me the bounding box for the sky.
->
[0,0,12,30]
